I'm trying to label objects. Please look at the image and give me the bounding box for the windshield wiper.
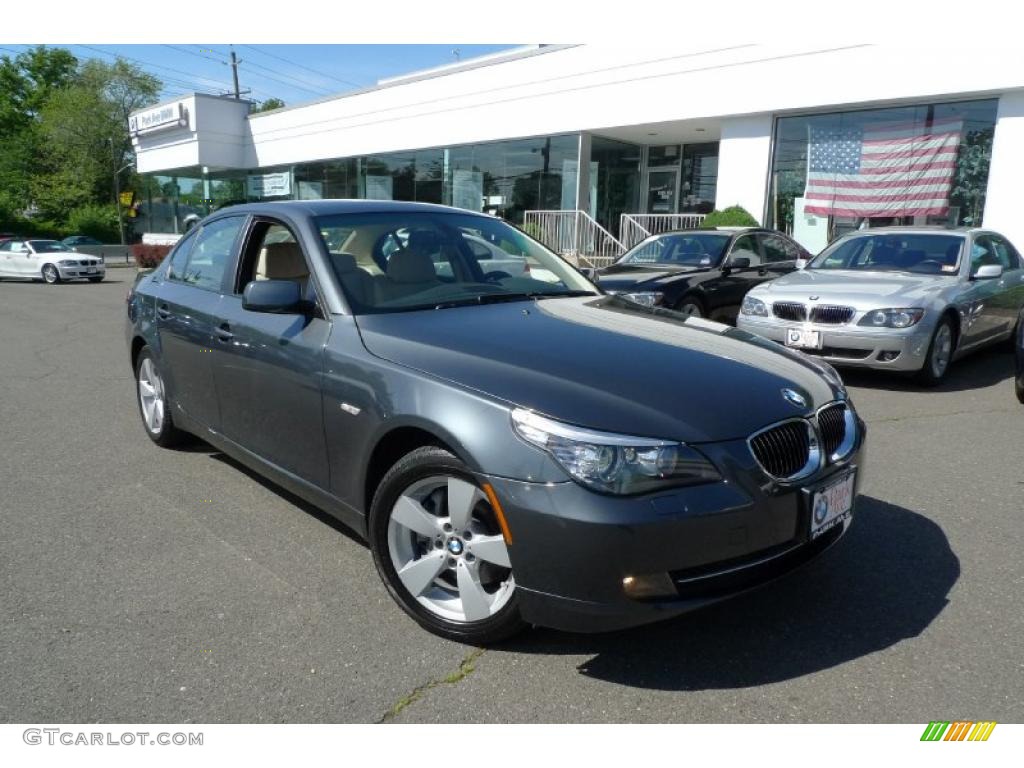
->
[433,290,595,310]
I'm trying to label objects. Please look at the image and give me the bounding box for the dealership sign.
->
[247,172,292,198]
[128,103,187,134]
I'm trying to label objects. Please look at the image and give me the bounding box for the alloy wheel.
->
[137,357,166,435]
[678,302,702,318]
[43,265,59,284]
[931,323,952,379]
[387,475,514,623]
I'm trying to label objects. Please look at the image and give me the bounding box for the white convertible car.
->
[0,238,106,284]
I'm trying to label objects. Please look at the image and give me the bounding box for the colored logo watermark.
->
[921,721,996,741]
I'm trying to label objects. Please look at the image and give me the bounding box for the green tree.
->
[0,46,79,212]
[33,57,159,222]
[700,205,759,228]
[253,97,285,113]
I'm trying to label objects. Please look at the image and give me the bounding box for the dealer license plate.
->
[809,470,855,539]
[785,327,822,349]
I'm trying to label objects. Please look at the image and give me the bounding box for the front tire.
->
[917,316,955,386]
[675,294,705,318]
[42,264,61,284]
[369,446,525,644]
[134,346,187,447]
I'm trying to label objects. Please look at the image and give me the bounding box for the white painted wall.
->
[133,44,1024,174]
[132,94,250,174]
[715,114,773,222]
[982,89,1024,248]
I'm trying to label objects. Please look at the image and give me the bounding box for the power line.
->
[237,59,333,97]
[242,44,363,89]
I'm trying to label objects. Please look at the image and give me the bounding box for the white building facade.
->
[130,44,1024,258]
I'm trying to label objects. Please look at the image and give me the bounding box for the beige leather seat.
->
[255,242,309,292]
[376,248,440,303]
[329,252,377,308]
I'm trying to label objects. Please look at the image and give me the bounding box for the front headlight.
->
[511,408,721,495]
[858,308,925,329]
[617,291,663,307]
[741,295,768,316]
[58,259,78,266]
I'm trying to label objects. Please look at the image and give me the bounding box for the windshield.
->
[809,233,963,274]
[315,211,599,314]
[30,240,72,253]
[618,233,731,267]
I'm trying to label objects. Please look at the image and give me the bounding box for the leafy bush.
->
[67,203,120,242]
[700,205,759,228]
[130,243,171,269]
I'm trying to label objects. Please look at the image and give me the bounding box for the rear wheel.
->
[916,317,954,386]
[369,446,525,644]
[42,264,61,284]
[135,346,187,447]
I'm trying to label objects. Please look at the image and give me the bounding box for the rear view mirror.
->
[242,279,302,313]
[971,264,1003,280]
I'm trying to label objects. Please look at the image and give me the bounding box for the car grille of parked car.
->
[817,402,848,458]
[81,259,99,266]
[772,302,807,322]
[809,305,855,324]
[749,420,813,479]
[749,402,854,481]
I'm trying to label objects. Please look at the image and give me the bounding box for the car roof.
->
[207,199,493,220]
[839,225,974,238]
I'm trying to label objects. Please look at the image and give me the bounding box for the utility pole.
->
[230,47,241,99]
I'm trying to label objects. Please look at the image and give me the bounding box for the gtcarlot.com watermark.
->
[23,728,203,747]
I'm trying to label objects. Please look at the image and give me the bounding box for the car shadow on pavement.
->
[838,346,1013,393]
[504,496,959,691]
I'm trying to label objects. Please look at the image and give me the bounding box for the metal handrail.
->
[619,213,707,249]
[522,210,626,268]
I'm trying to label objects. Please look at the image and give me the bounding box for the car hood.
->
[355,296,844,443]
[596,263,703,292]
[752,268,957,306]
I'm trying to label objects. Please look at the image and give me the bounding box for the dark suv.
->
[126,201,864,643]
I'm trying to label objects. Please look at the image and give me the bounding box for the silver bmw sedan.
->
[737,227,1024,384]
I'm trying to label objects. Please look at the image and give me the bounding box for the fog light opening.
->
[877,350,901,362]
[622,572,677,600]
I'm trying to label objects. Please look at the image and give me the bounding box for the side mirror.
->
[971,264,1003,280]
[795,258,808,270]
[726,256,751,271]
[242,279,303,313]
[578,266,597,281]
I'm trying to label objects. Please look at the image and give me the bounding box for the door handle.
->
[214,324,234,342]
[156,305,171,320]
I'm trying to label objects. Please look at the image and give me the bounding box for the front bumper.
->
[58,264,105,280]
[738,314,931,372]
[487,427,865,633]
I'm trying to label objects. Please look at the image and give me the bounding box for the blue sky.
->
[0,44,519,108]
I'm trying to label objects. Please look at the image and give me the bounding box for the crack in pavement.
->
[378,647,485,723]
[864,405,1020,425]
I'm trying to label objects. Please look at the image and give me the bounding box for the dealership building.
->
[130,44,1024,263]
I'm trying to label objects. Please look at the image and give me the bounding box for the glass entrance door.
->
[646,168,679,214]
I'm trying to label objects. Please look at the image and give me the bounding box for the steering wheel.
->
[483,270,512,282]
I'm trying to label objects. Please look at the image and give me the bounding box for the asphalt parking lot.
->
[1,275,1022,724]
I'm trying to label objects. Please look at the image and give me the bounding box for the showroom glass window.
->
[767,99,998,252]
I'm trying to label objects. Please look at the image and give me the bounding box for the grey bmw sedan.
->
[126,201,865,643]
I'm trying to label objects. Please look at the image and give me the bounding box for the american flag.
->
[804,120,963,218]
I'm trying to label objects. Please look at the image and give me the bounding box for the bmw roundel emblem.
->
[813,496,829,525]
[781,388,807,408]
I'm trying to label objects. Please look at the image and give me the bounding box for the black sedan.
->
[597,227,811,322]
[126,201,863,644]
